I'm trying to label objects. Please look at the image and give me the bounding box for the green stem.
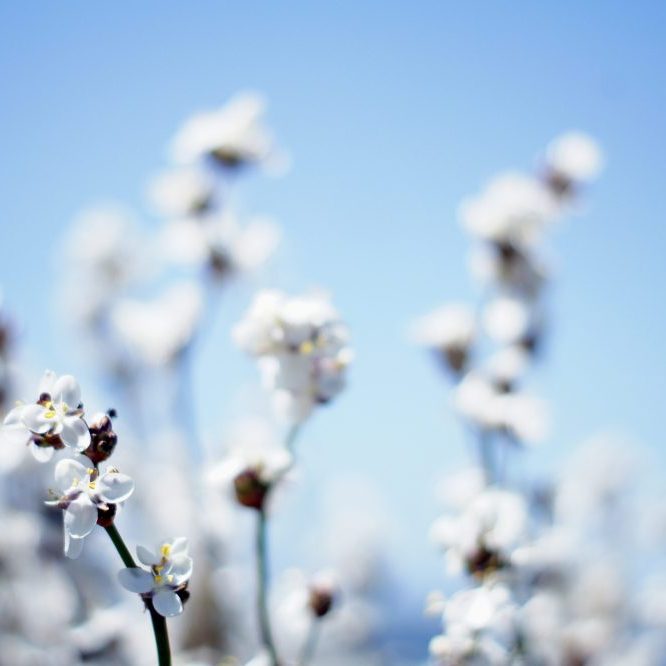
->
[256,507,280,666]
[104,524,172,666]
[298,619,320,666]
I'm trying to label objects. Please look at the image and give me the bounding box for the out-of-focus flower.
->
[170,92,276,169]
[118,537,193,617]
[410,304,475,375]
[160,211,281,279]
[430,583,518,665]
[61,206,146,330]
[46,458,134,558]
[482,296,534,347]
[485,345,530,389]
[0,371,90,462]
[545,131,604,186]
[233,290,352,423]
[430,488,528,577]
[209,419,292,510]
[147,167,215,218]
[110,281,203,366]
[459,172,557,246]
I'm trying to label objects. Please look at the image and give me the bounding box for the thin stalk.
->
[104,524,172,666]
[256,507,280,666]
[478,429,495,485]
[298,619,320,666]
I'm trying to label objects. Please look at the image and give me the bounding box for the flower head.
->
[233,290,352,423]
[118,538,193,617]
[170,92,276,169]
[47,458,134,558]
[1,371,90,462]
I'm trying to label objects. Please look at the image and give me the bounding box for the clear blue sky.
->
[2,0,666,651]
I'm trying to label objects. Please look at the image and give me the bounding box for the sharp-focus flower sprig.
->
[119,537,193,617]
[0,370,90,462]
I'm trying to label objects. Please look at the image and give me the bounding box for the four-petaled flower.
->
[0,370,90,462]
[118,538,193,617]
[46,458,134,559]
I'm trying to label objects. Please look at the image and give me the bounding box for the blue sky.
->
[2,0,666,649]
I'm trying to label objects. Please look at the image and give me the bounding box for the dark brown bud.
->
[466,543,506,579]
[33,431,66,451]
[308,584,335,618]
[83,413,118,465]
[439,346,469,376]
[233,469,270,510]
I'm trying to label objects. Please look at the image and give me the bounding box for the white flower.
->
[160,210,280,275]
[110,281,203,365]
[147,168,215,218]
[485,346,530,386]
[431,584,518,664]
[453,371,500,429]
[546,132,604,183]
[459,172,557,246]
[170,92,275,168]
[430,488,528,575]
[47,458,134,558]
[234,290,352,423]
[410,304,475,350]
[482,296,533,345]
[118,537,192,617]
[0,371,90,462]
[494,392,550,445]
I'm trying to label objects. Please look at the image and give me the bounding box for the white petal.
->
[55,458,89,492]
[97,470,134,503]
[168,555,193,584]
[30,441,55,463]
[52,374,81,407]
[152,589,183,617]
[64,494,97,538]
[0,424,29,470]
[38,370,57,396]
[20,403,52,434]
[137,545,161,566]
[60,417,90,451]
[162,536,188,556]
[3,404,26,426]
[64,530,85,559]
[118,568,155,594]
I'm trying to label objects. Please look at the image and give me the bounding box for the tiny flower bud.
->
[83,413,118,464]
[308,575,337,618]
[233,468,270,510]
[465,543,506,579]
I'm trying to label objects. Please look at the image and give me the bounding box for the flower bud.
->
[83,412,118,464]
[233,468,270,510]
[308,577,336,618]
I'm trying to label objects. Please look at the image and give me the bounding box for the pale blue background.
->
[1,1,666,659]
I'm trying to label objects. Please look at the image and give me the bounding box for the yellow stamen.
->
[160,544,172,558]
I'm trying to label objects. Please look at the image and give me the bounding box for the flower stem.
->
[298,619,320,666]
[256,507,280,666]
[104,523,172,666]
[104,523,136,568]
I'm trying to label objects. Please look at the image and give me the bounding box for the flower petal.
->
[60,416,90,451]
[152,589,183,617]
[55,458,89,492]
[38,370,57,396]
[168,555,193,584]
[136,545,161,566]
[118,568,154,594]
[20,403,52,434]
[64,530,85,559]
[30,441,55,463]
[98,470,134,503]
[3,404,26,426]
[64,494,97,538]
[52,374,81,408]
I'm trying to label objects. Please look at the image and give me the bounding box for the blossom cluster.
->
[0,370,192,620]
[413,133,663,666]
[234,289,352,424]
